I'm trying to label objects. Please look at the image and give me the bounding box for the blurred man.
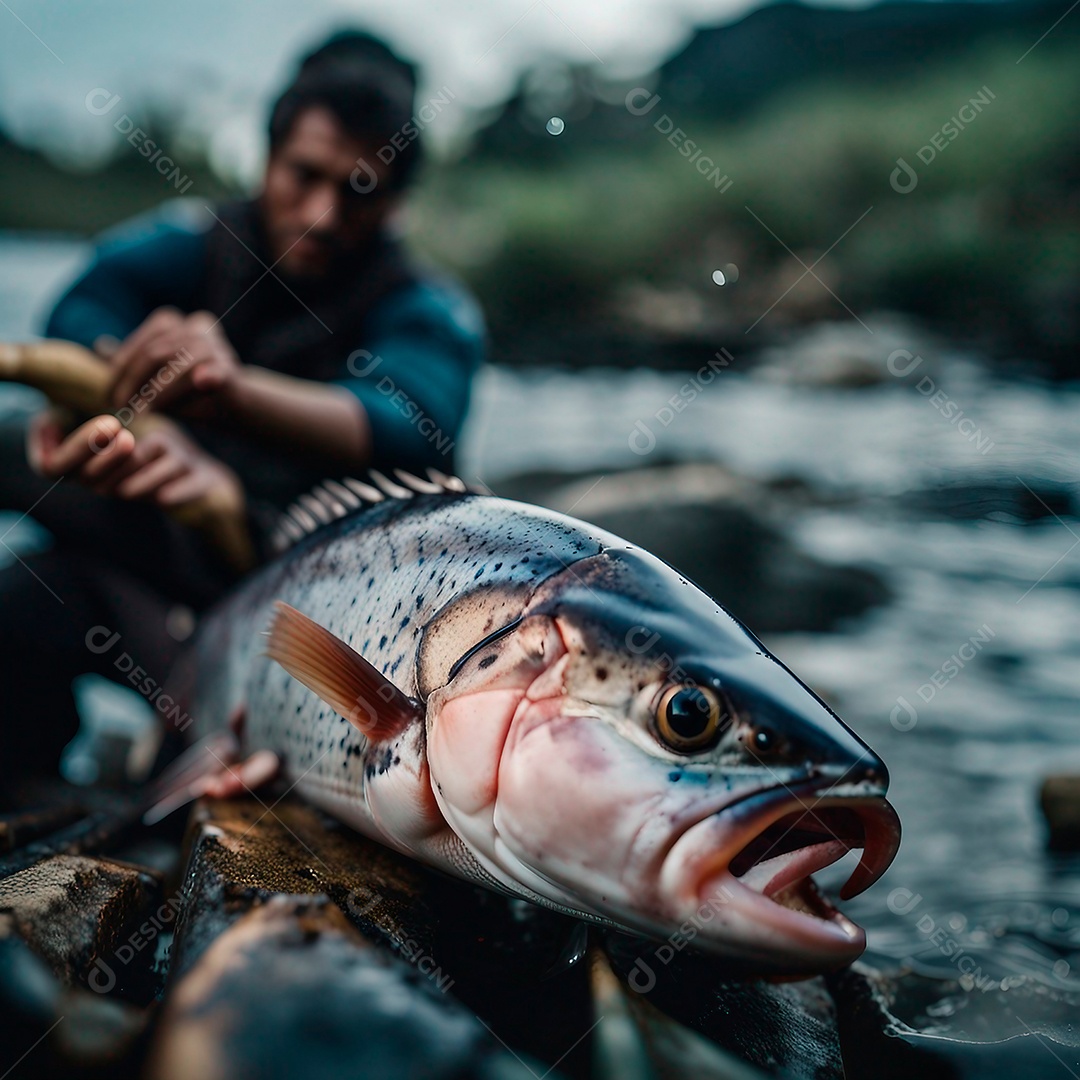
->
[0,31,485,793]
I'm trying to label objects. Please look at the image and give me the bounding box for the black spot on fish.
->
[668,770,682,782]
[596,667,608,681]
[494,562,503,571]
[379,635,388,649]
[415,595,424,609]
[474,567,484,580]
[367,577,375,589]
[479,654,497,669]
[400,616,411,630]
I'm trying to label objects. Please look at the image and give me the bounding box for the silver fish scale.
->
[190,492,604,802]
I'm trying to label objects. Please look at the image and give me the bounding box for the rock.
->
[497,463,890,632]
[0,916,148,1077]
[829,962,1080,1079]
[0,802,85,853]
[753,315,934,388]
[601,930,846,1079]
[0,792,149,880]
[148,894,540,1080]
[902,480,1076,524]
[1040,775,1080,851]
[172,794,594,1076]
[590,946,770,1079]
[0,854,162,990]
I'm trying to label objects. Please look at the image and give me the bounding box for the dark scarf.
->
[199,198,417,380]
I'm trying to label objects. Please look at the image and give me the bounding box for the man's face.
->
[261,106,397,277]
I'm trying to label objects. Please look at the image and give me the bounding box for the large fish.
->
[181,470,900,974]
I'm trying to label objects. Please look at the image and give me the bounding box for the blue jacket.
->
[44,200,486,489]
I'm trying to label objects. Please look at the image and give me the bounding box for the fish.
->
[179,469,901,974]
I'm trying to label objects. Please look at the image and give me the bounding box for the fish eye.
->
[655,684,724,753]
[747,725,778,756]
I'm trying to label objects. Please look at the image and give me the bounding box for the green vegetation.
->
[407,40,1079,361]
[1,36,1075,363]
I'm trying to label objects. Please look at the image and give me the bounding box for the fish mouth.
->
[662,784,901,970]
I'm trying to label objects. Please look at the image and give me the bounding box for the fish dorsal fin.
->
[265,601,420,742]
[270,468,481,554]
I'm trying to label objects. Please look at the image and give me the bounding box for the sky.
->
[0,0,878,181]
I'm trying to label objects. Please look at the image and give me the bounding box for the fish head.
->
[424,548,901,974]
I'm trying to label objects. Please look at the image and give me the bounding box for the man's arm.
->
[219,366,373,467]
[112,277,486,475]
[328,278,486,474]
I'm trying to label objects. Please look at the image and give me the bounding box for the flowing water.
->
[4,234,1080,1039]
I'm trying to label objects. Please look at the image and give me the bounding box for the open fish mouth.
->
[663,785,901,969]
[730,800,897,905]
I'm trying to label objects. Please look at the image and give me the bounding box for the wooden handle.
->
[0,339,256,573]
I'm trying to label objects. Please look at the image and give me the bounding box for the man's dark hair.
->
[269,30,422,192]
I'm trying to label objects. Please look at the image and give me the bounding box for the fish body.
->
[187,475,900,973]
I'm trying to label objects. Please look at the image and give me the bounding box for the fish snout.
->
[809,750,890,797]
[657,781,901,971]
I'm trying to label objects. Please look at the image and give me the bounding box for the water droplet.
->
[711,269,726,286]
[546,116,565,136]
[1051,907,1070,928]
[712,263,740,286]
[948,912,967,932]
[1053,959,1071,979]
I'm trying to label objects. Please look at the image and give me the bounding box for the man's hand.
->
[107,307,241,414]
[28,409,245,511]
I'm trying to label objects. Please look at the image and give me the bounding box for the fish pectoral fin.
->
[265,600,420,742]
[142,737,279,825]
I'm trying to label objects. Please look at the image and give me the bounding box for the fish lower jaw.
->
[692,860,865,969]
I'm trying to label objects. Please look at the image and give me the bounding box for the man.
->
[0,31,485,793]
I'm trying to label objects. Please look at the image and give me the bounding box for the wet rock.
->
[753,315,935,389]
[901,480,1076,524]
[0,792,148,880]
[0,917,148,1078]
[590,946,769,1079]
[148,894,540,1080]
[1040,775,1080,850]
[170,795,443,978]
[498,463,890,632]
[829,962,1080,1079]
[173,794,594,1077]
[0,854,162,988]
[602,930,845,1078]
[0,802,85,853]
